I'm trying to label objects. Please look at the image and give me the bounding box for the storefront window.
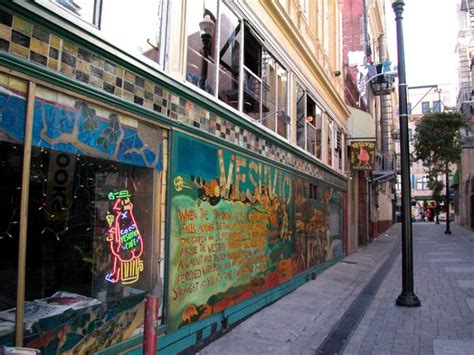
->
[0,80,165,351]
[0,74,27,319]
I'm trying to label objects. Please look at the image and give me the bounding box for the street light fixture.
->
[392,0,421,307]
[198,14,215,90]
[359,70,398,107]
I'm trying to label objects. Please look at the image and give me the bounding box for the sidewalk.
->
[198,222,474,355]
[198,224,401,354]
[343,222,474,355]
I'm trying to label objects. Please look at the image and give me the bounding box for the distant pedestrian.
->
[426,209,432,221]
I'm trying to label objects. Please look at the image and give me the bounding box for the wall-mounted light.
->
[334,70,342,77]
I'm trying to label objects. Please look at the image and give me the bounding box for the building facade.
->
[455,0,474,229]
[398,85,456,221]
[0,0,350,353]
[342,0,396,251]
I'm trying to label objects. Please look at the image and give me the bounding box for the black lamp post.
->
[198,14,215,90]
[445,162,451,234]
[392,0,421,307]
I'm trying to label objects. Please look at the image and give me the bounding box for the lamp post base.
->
[444,230,452,235]
[396,292,421,307]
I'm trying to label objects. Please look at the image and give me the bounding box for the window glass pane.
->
[276,65,288,138]
[296,84,305,150]
[307,123,317,156]
[315,105,322,159]
[217,6,240,109]
[0,74,27,325]
[101,0,163,64]
[50,0,97,25]
[327,119,332,166]
[243,27,262,120]
[433,100,441,113]
[186,1,218,94]
[262,50,276,130]
[421,101,430,114]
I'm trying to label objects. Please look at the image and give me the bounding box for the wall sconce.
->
[334,70,342,77]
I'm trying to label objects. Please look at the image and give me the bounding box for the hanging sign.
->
[350,141,375,170]
[105,190,144,285]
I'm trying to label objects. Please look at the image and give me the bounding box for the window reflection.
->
[217,7,241,109]
[186,1,218,95]
[101,0,163,64]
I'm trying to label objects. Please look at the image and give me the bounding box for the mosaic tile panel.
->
[0,8,346,190]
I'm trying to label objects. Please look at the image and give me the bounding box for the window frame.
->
[296,82,323,160]
[30,0,167,69]
[184,2,290,139]
[421,101,430,114]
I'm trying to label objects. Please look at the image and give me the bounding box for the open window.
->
[185,4,289,139]
[296,83,322,158]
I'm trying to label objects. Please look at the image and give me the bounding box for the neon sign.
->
[105,190,144,285]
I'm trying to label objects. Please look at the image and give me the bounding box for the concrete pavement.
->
[343,223,474,355]
[198,222,474,355]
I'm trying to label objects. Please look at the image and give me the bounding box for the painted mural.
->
[168,132,294,331]
[293,178,344,273]
[0,75,165,352]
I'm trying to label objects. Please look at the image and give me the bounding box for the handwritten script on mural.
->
[168,134,293,330]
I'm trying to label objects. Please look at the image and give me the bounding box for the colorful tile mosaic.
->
[0,8,346,189]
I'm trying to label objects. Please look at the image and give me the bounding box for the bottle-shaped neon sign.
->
[105,190,144,285]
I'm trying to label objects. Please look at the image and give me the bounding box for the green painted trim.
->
[0,3,348,186]
[95,325,167,355]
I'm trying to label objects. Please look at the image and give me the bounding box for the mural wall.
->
[168,132,343,331]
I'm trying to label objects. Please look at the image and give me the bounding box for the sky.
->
[384,0,459,92]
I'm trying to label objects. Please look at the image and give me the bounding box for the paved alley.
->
[198,222,474,355]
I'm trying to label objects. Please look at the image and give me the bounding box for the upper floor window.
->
[49,0,100,26]
[185,2,289,139]
[433,100,441,113]
[46,0,164,65]
[296,84,322,159]
[416,176,429,191]
[407,102,412,114]
[421,101,430,114]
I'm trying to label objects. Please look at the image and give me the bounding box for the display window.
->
[0,73,166,352]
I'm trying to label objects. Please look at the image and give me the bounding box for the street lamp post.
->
[392,0,421,307]
[445,162,451,234]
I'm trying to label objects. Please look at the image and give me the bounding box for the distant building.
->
[455,0,474,229]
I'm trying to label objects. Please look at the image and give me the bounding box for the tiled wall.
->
[0,7,346,190]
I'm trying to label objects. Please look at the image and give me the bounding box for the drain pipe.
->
[143,259,163,354]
